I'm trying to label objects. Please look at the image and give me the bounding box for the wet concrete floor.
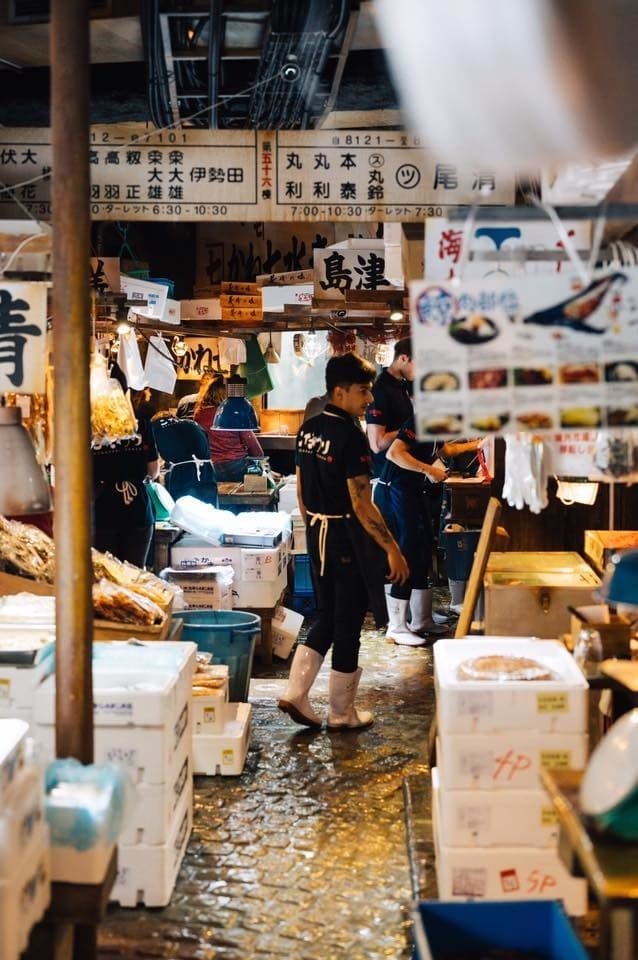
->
[98,619,438,959]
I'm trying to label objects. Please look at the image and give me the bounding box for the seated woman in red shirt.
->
[193,375,264,482]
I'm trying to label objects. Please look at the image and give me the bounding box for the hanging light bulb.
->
[172,335,187,358]
[303,330,323,363]
[375,342,393,366]
[389,309,404,322]
[213,369,260,431]
[264,331,280,364]
[116,320,132,335]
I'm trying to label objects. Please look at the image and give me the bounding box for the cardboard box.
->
[161,298,180,325]
[179,298,221,322]
[170,536,285,579]
[584,529,638,573]
[436,730,588,791]
[431,768,558,848]
[160,566,233,611]
[433,784,586,916]
[271,606,304,660]
[434,637,588,735]
[484,552,600,639]
[569,604,631,659]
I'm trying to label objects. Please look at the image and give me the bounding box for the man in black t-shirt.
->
[366,336,414,476]
[278,354,408,732]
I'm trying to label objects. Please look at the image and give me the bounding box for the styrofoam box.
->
[92,640,197,720]
[51,841,115,885]
[119,727,191,845]
[0,655,55,711]
[193,690,228,735]
[436,731,588,791]
[110,780,192,908]
[0,764,45,878]
[278,482,298,515]
[192,702,251,776]
[233,566,288,609]
[0,719,28,805]
[434,637,588,735]
[432,779,586,916]
[0,703,34,735]
[271,605,304,660]
[431,767,558,849]
[160,567,233,611]
[0,821,50,960]
[170,536,285,582]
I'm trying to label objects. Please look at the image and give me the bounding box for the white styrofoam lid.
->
[0,718,29,764]
[433,636,588,690]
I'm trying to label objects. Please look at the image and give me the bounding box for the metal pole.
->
[51,0,93,763]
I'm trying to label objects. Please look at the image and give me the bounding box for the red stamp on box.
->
[500,868,520,893]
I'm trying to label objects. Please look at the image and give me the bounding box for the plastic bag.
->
[90,351,137,446]
[44,758,134,850]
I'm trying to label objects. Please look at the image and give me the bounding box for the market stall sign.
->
[0,281,47,394]
[411,269,638,439]
[0,127,514,223]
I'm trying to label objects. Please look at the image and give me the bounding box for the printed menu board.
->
[411,270,638,439]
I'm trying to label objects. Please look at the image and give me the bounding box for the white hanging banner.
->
[411,268,638,439]
[117,329,146,390]
[0,281,47,394]
[143,335,177,394]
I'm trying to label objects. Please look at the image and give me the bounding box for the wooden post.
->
[51,0,93,763]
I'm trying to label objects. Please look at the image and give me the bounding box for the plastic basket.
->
[442,530,480,581]
[412,901,588,960]
[173,609,261,702]
[293,555,314,595]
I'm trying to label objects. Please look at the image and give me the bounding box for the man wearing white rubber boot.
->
[376,417,483,646]
[278,353,408,731]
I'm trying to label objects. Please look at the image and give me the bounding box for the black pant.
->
[374,481,432,600]
[304,522,369,673]
[94,524,154,568]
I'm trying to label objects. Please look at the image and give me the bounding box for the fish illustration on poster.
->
[411,270,638,439]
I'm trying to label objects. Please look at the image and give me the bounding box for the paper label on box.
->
[540,749,571,770]
[541,806,559,827]
[94,701,134,720]
[536,692,569,714]
[222,748,235,766]
[457,804,491,832]
[451,867,487,897]
[459,751,493,778]
[105,747,138,768]
[203,706,217,725]
[0,678,10,701]
[457,691,494,718]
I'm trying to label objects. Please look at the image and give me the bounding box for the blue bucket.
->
[173,609,261,702]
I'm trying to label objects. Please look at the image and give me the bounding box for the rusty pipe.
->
[51,0,93,762]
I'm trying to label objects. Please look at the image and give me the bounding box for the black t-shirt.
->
[92,416,158,527]
[296,404,372,515]
[365,368,413,475]
[379,415,439,494]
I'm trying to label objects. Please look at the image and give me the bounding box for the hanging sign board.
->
[0,126,513,223]
[89,256,120,293]
[313,239,403,301]
[411,269,638,439]
[424,219,592,281]
[0,281,47,394]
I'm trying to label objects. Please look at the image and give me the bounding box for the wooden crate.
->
[584,530,638,573]
[484,551,601,639]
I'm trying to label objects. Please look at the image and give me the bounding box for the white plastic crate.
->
[92,641,197,715]
[118,730,191,845]
[434,637,588,735]
[432,779,586,916]
[110,781,192,907]
[430,767,558,849]
[0,821,50,960]
[0,719,28,806]
[0,765,45,878]
[192,702,252,776]
[436,730,588,791]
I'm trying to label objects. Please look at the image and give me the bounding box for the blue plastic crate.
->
[293,555,314,595]
[290,592,317,617]
[412,901,588,960]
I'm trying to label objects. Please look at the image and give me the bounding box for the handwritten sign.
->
[0,281,47,394]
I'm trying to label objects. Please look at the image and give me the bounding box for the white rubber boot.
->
[409,588,449,636]
[327,668,374,731]
[278,645,324,729]
[386,595,426,647]
[449,579,466,617]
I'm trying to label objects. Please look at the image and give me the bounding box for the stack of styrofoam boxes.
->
[0,719,50,960]
[290,508,307,555]
[170,535,288,609]
[433,637,589,916]
[0,642,55,733]
[277,477,298,517]
[34,641,197,907]
[191,663,252,776]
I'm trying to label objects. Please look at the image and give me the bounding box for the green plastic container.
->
[173,609,261,702]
